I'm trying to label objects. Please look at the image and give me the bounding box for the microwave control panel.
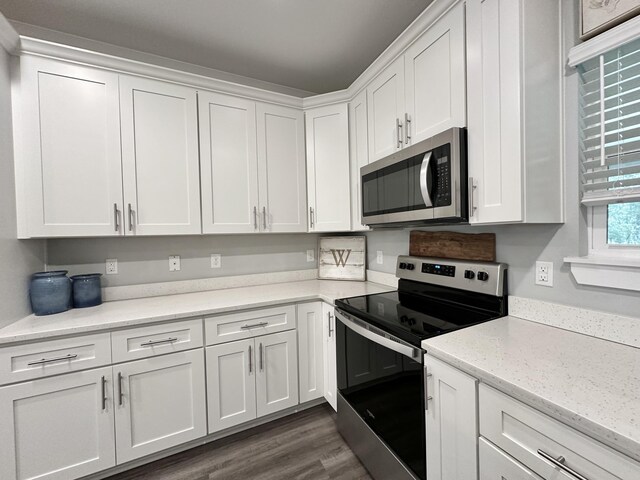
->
[432,144,451,207]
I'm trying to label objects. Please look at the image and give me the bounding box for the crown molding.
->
[568,14,640,67]
[0,12,19,54]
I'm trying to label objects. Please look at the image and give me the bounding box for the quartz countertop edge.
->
[0,279,393,346]
[422,316,640,464]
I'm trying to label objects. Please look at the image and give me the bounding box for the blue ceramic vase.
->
[29,271,72,316]
[71,273,103,308]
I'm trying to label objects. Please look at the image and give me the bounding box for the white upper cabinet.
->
[349,90,370,231]
[256,103,307,232]
[199,92,259,234]
[405,1,466,145]
[367,57,405,162]
[466,0,562,224]
[120,76,201,235]
[15,56,123,238]
[305,103,351,232]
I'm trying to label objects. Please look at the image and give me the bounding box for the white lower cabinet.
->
[322,303,337,411]
[425,354,478,480]
[0,367,116,480]
[113,349,207,464]
[297,302,325,403]
[206,330,299,433]
[479,438,543,480]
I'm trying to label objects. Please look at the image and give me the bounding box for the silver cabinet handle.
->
[259,343,264,371]
[127,203,134,231]
[309,207,315,229]
[117,372,124,406]
[396,118,403,149]
[405,113,411,144]
[253,206,258,230]
[262,206,267,230]
[28,353,78,366]
[469,177,477,218]
[537,450,589,480]
[328,312,334,338]
[101,375,107,410]
[140,337,178,347]
[241,322,268,330]
[248,345,252,374]
[423,367,433,411]
[419,152,434,208]
[114,203,120,232]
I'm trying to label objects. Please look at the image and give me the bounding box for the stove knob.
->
[399,262,407,269]
[400,315,408,323]
[406,263,415,271]
[410,318,416,326]
[477,271,489,281]
[464,270,475,280]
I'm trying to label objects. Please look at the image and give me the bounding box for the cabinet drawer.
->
[111,319,203,363]
[0,333,111,385]
[205,305,296,345]
[479,384,640,480]
[479,437,542,480]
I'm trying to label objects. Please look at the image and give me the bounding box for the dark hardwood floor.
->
[107,404,372,480]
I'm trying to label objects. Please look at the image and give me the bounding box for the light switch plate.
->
[535,261,553,287]
[105,259,118,275]
[306,249,315,262]
[376,250,384,265]
[211,254,221,269]
[169,255,181,272]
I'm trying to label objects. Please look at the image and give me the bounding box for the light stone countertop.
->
[0,280,393,345]
[422,316,640,463]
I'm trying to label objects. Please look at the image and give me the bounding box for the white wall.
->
[364,0,640,318]
[0,45,45,328]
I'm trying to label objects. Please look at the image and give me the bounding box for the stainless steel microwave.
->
[361,127,467,227]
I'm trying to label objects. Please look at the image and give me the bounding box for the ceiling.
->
[0,0,433,95]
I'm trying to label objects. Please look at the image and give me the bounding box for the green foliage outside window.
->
[608,202,640,245]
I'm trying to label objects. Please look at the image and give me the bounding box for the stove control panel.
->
[421,262,456,277]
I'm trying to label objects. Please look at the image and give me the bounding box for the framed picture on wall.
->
[581,0,640,40]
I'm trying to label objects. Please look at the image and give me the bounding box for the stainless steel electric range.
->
[334,255,508,480]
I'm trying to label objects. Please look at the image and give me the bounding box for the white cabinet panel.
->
[322,303,337,411]
[114,349,206,463]
[349,90,370,231]
[257,103,307,232]
[120,76,201,235]
[405,1,466,144]
[297,302,324,403]
[17,56,123,237]
[0,367,115,480]
[205,305,296,346]
[305,104,351,232]
[206,339,256,433]
[480,438,543,480]
[199,92,260,234]
[256,330,299,417]
[425,354,478,480]
[367,58,405,161]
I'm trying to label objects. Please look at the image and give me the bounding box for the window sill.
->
[563,256,640,292]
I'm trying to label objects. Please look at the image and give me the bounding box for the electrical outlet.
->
[535,261,553,287]
[306,249,315,262]
[376,250,384,265]
[377,302,385,316]
[211,254,221,269]
[105,259,118,275]
[169,255,181,272]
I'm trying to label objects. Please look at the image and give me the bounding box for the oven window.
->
[336,319,426,480]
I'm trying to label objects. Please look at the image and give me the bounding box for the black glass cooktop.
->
[335,280,507,348]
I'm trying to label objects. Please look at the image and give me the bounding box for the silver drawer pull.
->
[140,337,178,347]
[241,322,269,330]
[28,353,78,366]
[537,449,589,480]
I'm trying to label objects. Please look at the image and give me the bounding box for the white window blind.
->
[579,37,640,206]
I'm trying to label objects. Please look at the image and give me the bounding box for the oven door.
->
[336,309,426,480]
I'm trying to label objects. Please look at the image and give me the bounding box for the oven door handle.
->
[336,309,421,360]
[419,151,433,208]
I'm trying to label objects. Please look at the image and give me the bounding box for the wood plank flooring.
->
[107,404,373,480]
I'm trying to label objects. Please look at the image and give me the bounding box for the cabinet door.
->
[257,103,307,232]
[305,104,351,232]
[297,302,324,403]
[120,76,201,235]
[256,330,299,417]
[17,56,123,238]
[405,1,466,144]
[322,303,337,411]
[114,349,206,464]
[199,92,260,234]
[349,90,370,231]
[0,367,115,480]
[367,57,405,161]
[206,339,256,433]
[479,438,543,480]
[425,354,478,480]
[467,0,523,224]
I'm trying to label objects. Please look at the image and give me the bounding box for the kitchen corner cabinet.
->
[466,0,562,224]
[305,104,351,232]
[367,2,466,163]
[0,367,116,480]
[425,354,478,480]
[322,303,337,411]
[297,302,325,402]
[349,90,370,231]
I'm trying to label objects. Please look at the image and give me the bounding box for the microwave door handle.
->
[420,152,434,208]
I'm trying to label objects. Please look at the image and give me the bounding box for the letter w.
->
[331,249,352,267]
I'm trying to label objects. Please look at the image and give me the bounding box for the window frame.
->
[589,204,640,257]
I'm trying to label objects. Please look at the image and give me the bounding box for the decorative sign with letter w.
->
[318,236,366,281]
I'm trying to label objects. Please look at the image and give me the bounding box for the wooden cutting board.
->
[409,231,496,262]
